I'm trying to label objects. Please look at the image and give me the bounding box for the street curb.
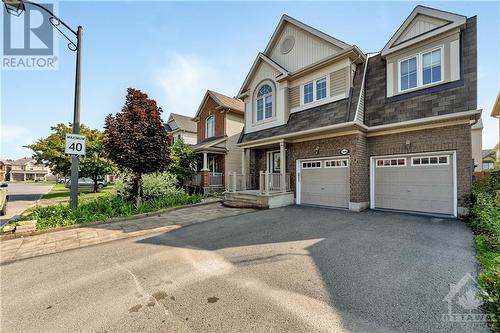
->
[0,199,222,241]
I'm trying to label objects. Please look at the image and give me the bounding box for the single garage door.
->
[300,158,349,208]
[373,154,454,215]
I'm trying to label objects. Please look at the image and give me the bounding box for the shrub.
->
[142,172,181,200]
[115,171,181,201]
[468,171,500,332]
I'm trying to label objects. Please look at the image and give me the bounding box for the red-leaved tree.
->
[104,88,170,204]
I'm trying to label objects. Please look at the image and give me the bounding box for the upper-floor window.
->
[399,46,443,92]
[256,84,273,122]
[400,57,417,91]
[302,77,328,104]
[205,115,215,138]
[422,49,441,85]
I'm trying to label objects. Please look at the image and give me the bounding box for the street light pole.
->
[3,0,83,208]
[69,26,82,208]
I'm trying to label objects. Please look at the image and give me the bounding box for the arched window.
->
[255,84,273,122]
[205,115,215,138]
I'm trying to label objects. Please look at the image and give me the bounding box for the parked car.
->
[0,183,8,216]
[65,178,107,190]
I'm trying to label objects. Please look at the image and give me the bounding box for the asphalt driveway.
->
[0,206,488,332]
[0,182,54,225]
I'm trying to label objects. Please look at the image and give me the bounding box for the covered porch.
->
[224,139,294,208]
[191,149,225,194]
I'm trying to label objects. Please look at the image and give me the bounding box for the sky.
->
[1,1,499,159]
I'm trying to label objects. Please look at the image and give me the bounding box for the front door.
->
[267,151,281,173]
[208,156,219,173]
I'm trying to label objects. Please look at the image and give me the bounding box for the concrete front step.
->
[223,199,267,209]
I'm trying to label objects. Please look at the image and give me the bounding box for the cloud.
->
[156,53,238,116]
[0,124,36,159]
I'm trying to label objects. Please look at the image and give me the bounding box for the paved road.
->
[0,182,54,225]
[0,207,489,333]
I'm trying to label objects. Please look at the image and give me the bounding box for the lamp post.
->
[3,0,83,208]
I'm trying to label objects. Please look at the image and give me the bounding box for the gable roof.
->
[381,5,466,57]
[166,113,197,133]
[194,90,244,119]
[238,53,289,96]
[263,15,351,56]
[11,158,35,166]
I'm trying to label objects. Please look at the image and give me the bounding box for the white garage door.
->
[373,154,454,215]
[299,158,349,208]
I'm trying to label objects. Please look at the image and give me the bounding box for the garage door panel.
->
[374,154,454,215]
[300,159,349,208]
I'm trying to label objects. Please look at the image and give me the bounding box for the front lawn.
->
[468,170,500,332]
[40,184,116,202]
[15,192,202,230]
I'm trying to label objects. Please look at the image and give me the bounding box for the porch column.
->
[23,173,26,182]
[280,141,286,193]
[202,152,208,171]
[241,149,246,175]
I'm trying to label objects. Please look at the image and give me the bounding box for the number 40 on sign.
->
[65,134,86,156]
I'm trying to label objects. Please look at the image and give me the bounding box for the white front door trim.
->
[369,150,457,217]
[296,155,351,206]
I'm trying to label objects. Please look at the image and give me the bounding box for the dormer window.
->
[422,49,441,85]
[256,84,273,122]
[205,115,215,138]
[399,46,443,93]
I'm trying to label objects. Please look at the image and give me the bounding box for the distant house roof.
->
[483,149,494,159]
[165,113,197,133]
[491,92,500,118]
[11,158,35,166]
[194,90,244,119]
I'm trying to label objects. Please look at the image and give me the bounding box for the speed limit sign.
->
[65,134,86,156]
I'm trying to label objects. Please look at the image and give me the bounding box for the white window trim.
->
[411,155,449,166]
[375,158,407,168]
[301,161,322,169]
[254,82,275,124]
[205,115,215,138]
[300,76,330,106]
[397,45,444,94]
[324,159,349,168]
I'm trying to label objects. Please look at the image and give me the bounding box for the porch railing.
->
[209,172,223,187]
[228,171,290,194]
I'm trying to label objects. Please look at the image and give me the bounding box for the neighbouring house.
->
[225,5,479,217]
[190,90,244,194]
[164,113,197,145]
[471,118,483,171]
[9,158,50,181]
[0,160,9,182]
[482,149,497,171]
[491,92,500,160]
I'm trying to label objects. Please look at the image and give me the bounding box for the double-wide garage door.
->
[299,157,349,208]
[373,153,454,215]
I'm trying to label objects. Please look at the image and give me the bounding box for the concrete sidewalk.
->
[0,202,255,264]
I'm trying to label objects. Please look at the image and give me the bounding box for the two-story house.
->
[225,6,479,217]
[191,90,244,194]
[9,158,49,181]
[164,113,197,145]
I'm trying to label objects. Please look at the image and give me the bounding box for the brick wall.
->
[367,124,472,206]
[197,96,225,143]
[286,133,369,203]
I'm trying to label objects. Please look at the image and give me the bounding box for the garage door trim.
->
[369,150,457,217]
[296,156,351,206]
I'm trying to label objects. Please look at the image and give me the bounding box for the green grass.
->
[468,171,500,332]
[14,192,202,230]
[40,185,116,202]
